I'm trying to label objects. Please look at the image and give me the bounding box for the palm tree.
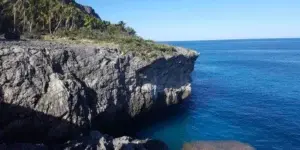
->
[54,3,65,32]
[117,21,126,28]
[26,0,36,32]
[13,0,28,32]
[36,0,49,31]
[13,4,17,32]
[126,27,136,36]
[64,5,74,29]
[43,0,60,34]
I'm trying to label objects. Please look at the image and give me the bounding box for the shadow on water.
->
[92,98,197,138]
[123,78,222,138]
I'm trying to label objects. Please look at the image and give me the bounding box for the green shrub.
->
[0,0,175,59]
[48,28,176,59]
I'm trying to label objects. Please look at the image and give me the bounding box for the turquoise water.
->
[137,39,300,150]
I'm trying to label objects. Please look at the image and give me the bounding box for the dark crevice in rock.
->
[33,94,41,108]
[52,50,70,74]
[62,50,70,64]
[43,82,49,94]
[71,73,98,113]
[52,63,64,74]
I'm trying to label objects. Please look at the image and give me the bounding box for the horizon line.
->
[157,37,300,42]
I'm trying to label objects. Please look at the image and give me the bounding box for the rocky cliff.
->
[60,0,101,19]
[0,40,198,147]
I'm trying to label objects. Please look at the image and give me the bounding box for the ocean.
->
[137,38,300,150]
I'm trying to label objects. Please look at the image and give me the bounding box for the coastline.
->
[0,39,198,149]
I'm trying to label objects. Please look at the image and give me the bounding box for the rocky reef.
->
[0,130,168,150]
[0,39,198,149]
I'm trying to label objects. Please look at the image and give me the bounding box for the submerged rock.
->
[182,141,255,150]
[0,40,198,144]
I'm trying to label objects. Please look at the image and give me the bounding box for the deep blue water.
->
[137,39,300,150]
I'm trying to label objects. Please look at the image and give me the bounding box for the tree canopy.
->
[0,0,136,36]
[0,0,177,59]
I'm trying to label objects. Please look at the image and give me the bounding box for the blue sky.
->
[76,0,300,41]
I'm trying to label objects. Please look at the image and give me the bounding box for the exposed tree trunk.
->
[65,18,70,29]
[54,16,63,32]
[71,18,74,30]
[29,21,32,33]
[23,10,26,32]
[49,16,52,34]
[65,20,67,29]
[13,5,16,32]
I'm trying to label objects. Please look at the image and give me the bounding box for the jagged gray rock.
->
[0,40,198,143]
[0,131,168,150]
[63,130,168,150]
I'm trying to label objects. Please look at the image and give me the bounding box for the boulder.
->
[63,131,168,150]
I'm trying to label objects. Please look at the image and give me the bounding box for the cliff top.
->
[0,37,199,61]
[0,0,198,59]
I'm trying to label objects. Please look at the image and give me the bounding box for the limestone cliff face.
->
[0,40,198,143]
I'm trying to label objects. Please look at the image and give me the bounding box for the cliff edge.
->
[0,40,198,147]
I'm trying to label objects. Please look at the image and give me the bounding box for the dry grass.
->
[43,29,177,60]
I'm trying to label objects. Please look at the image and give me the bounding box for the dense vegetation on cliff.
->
[0,0,135,36]
[0,0,175,58]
